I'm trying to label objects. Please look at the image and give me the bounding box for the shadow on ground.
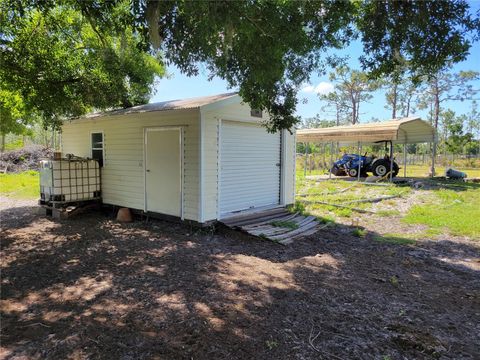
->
[1,204,479,359]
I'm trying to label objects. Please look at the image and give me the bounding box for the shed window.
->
[91,132,104,167]
[250,109,262,118]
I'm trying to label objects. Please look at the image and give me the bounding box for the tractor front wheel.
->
[347,168,359,177]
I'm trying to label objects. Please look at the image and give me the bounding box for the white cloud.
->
[301,85,316,93]
[301,81,334,95]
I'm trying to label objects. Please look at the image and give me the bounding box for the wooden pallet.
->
[40,201,101,219]
[221,208,320,245]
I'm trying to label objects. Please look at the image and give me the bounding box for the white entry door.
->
[145,128,182,217]
[220,121,281,216]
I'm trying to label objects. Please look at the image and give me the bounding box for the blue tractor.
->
[330,153,399,178]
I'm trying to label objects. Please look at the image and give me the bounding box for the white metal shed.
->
[61,93,296,224]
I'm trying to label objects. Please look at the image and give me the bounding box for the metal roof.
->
[84,92,239,119]
[296,117,436,144]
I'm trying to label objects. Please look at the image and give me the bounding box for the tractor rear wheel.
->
[372,159,399,177]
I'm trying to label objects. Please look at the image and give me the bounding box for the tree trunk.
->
[431,77,440,176]
[52,129,56,150]
[405,94,412,117]
[350,89,356,125]
[444,137,448,167]
[433,81,440,131]
[351,100,357,125]
[391,82,397,119]
[335,103,340,126]
[355,99,360,124]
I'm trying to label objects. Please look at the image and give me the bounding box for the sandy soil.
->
[1,199,479,359]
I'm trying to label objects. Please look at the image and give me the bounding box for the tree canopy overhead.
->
[2,0,479,131]
[141,0,479,131]
[0,0,165,129]
[356,0,479,77]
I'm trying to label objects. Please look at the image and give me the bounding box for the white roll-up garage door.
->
[220,121,281,217]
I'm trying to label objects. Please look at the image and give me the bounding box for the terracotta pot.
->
[117,208,133,222]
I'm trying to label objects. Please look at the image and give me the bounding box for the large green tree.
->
[465,101,480,155]
[322,66,381,124]
[356,0,479,77]
[416,69,479,174]
[440,110,475,155]
[0,89,33,151]
[418,70,479,136]
[300,116,336,130]
[318,91,350,126]
[143,0,479,131]
[2,0,479,131]
[0,0,165,129]
[382,66,419,119]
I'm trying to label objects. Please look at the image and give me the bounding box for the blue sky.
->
[150,5,480,124]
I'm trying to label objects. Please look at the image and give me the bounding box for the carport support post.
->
[309,144,312,175]
[357,141,362,182]
[329,142,333,180]
[403,143,407,178]
[389,141,394,183]
[304,142,308,177]
[431,141,436,178]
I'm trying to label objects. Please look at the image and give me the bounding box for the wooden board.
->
[220,208,320,244]
[222,207,286,227]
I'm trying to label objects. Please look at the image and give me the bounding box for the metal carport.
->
[296,117,437,180]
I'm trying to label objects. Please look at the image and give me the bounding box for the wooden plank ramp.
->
[220,208,321,245]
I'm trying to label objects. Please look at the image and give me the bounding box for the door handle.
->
[146,169,150,172]
[276,163,281,167]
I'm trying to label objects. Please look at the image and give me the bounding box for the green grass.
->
[376,209,401,217]
[295,176,403,218]
[270,220,299,230]
[297,164,480,179]
[403,164,480,178]
[317,215,335,223]
[385,186,411,196]
[352,228,367,237]
[3,139,25,151]
[287,201,307,215]
[0,170,39,199]
[403,188,480,238]
[373,234,417,245]
[424,228,442,238]
[334,207,353,218]
[296,166,480,240]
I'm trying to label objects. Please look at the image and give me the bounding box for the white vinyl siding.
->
[281,129,296,205]
[219,121,281,216]
[199,112,219,222]
[61,95,296,224]
[61,109,200,221]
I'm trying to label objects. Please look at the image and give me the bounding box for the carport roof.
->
[296,117,436,144]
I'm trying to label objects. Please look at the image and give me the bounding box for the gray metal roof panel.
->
[83,92,239,119]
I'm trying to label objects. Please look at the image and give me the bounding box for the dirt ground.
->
[1,198,479,360]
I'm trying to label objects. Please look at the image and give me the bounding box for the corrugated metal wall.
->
[219,121,281,216]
